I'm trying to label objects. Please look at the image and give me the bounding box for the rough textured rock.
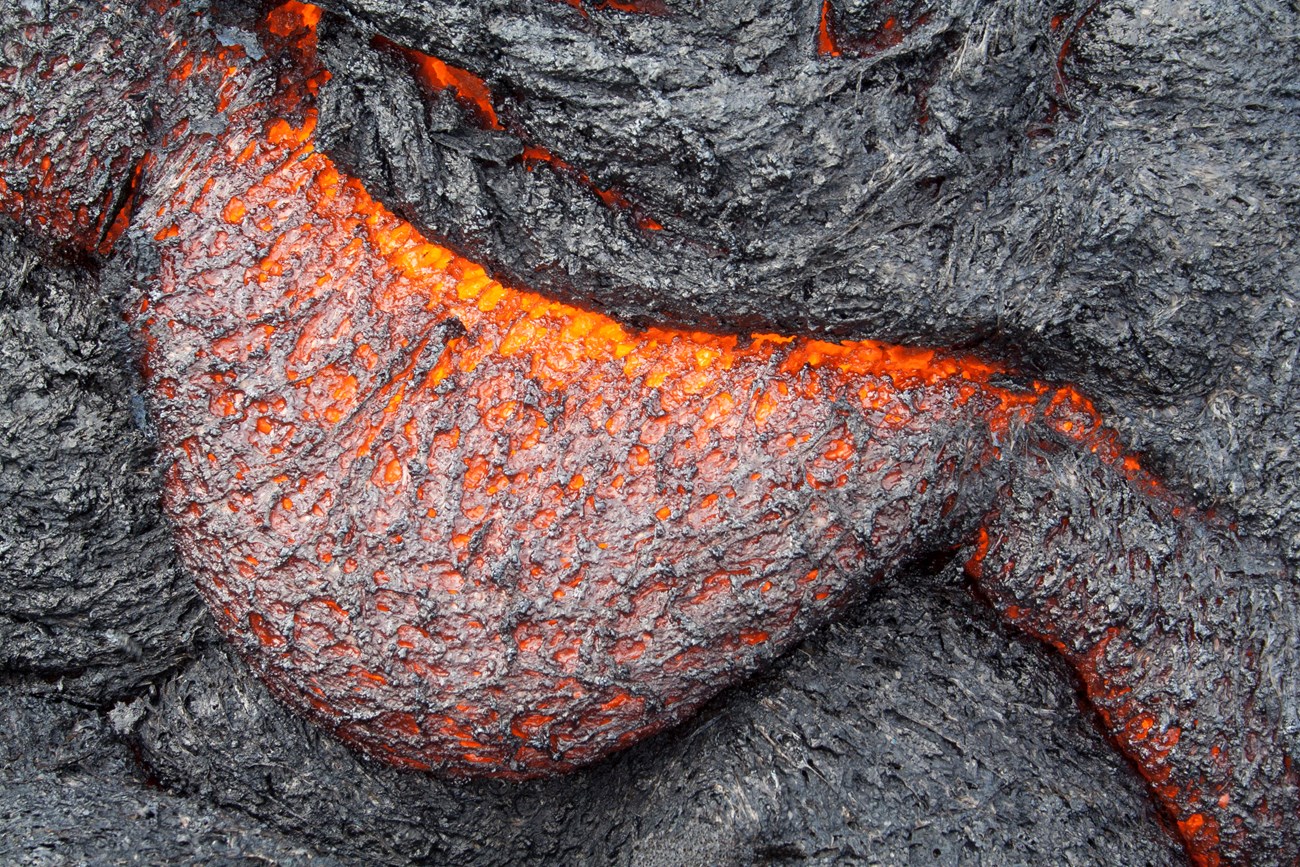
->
[131,574,1183,866]
[88,10,1294,856]
[0,230,201,704]
[123,18,1016,776]
[0,0,1297,864]
[0,686,340,865]
[975,415,1300,860]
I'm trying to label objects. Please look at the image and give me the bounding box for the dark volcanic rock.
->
[1,0,1298,863]
[978,412,1300,860]
[0,231,201,704]
[0,686,339,865]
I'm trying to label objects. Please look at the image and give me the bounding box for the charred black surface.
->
[314,0,1025,338]
[0,231,201,703]
[1,0,1299,864]
[0,685,339,865]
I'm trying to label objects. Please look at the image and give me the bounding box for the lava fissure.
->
[372,32,666,235]
[818,1,933,59]
[2,2,1297,864]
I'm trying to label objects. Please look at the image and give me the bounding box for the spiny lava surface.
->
[2,2,1298,864]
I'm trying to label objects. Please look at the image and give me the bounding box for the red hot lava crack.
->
[2,3,1298,865]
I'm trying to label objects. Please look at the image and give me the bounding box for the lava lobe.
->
[132,4,1022,777]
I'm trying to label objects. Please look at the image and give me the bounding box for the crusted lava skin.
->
[128,10,1015,777]
[974,394,1300,863]
[0,1,175,254]
[3,2,1298,863]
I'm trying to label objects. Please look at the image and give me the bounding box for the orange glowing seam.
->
[266,0,321,42]
[816,2,931,59]
[551,0,669,15]
[1031,1,1101,138]
[378,34,665,232]
[375,35,503,130]
[97,156,146,255]
[1054,0,1101,93]
[817,0,841,56]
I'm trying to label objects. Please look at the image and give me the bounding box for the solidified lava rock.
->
[974,401,1300,861]
[107,4,1300,859]
[0,229,201,703]
[0,684,342,865]
[1,0,1298,865]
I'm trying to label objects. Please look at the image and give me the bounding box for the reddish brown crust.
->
[132,56,1017,776]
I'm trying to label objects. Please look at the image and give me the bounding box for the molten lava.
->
[377,34,664,234]
[2,2,1297,864]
